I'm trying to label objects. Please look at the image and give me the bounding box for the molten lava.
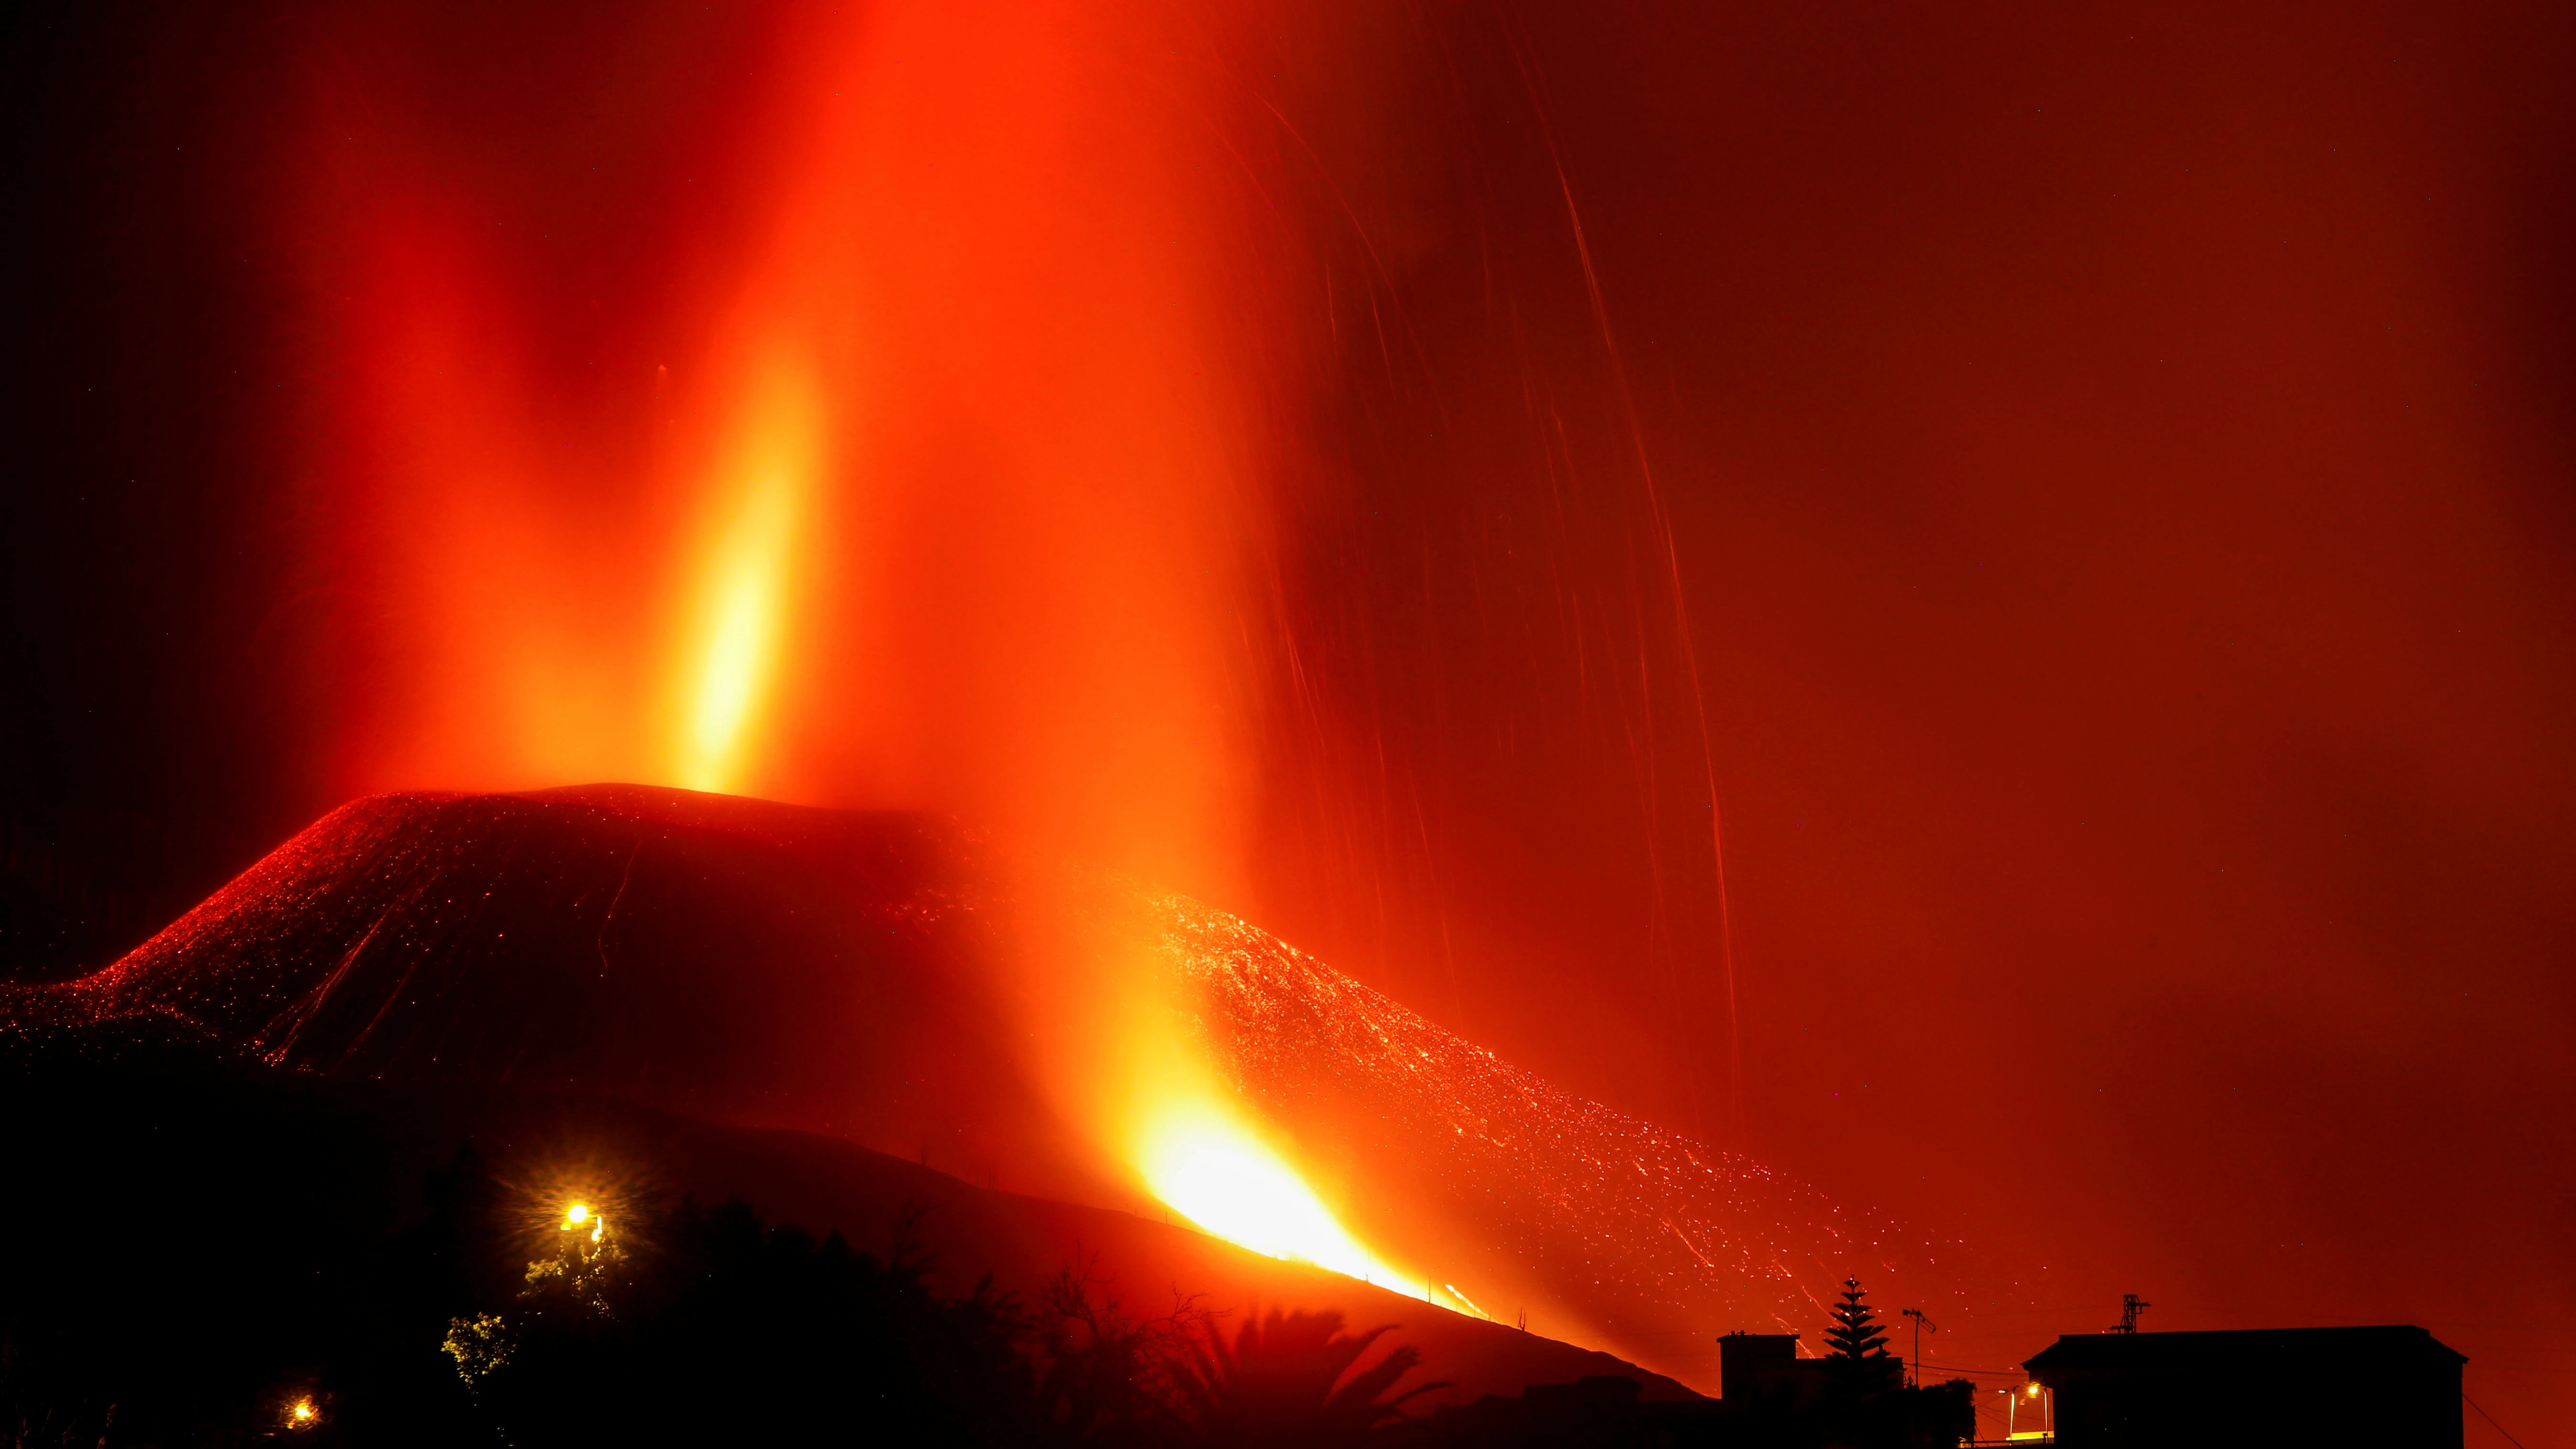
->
[1139,1101,1419,1300]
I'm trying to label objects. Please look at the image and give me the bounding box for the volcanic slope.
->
[27,785,1103,1194]
[0,1036,1685,1409]
[1153,903,1986,1386]
[8,785,1992,1390]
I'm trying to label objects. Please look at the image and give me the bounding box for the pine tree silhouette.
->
[1823,1277,1902,1401]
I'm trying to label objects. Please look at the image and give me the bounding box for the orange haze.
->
[68,0,2540,1433]
[313,0,1260,903]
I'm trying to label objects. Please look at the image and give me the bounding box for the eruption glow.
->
[36,0,2576,1428]
[299,0,1501,1347]
[1140,1102,1416,1296]
[675,356,821,793]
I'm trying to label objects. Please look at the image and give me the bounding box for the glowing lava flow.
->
[1139,1100,1424,1299]
[675,356,823,794]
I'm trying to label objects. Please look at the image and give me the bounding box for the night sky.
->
[9,0,2576,1437]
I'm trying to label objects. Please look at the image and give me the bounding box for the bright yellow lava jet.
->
[1139,1101,1423,1297]
[676,355,820,794]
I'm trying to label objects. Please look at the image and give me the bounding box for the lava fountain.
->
[299,0,1408,1305]
[1140,1101,1422,1299]
[275,0,1897,1378]
[671,351,822,795]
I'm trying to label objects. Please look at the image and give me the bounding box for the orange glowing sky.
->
[316,1,1259,908]
[18,0,2576,1435]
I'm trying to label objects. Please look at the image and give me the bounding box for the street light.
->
[2004,1382,2053,1441]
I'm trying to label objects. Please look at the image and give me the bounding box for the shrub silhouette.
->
[461,1196,1037,1447]
[1171,1307,1450,1449]
[0,1081,1450,1449]
[1032,1263,1208,1443]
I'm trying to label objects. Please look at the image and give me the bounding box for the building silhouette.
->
[1716,1333,1827,1413]
[2023,1324,2464,1449]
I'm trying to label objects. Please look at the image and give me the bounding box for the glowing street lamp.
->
[2004,1381,2053,1440]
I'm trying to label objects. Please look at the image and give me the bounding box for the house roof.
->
[2026,1325,2465,1375]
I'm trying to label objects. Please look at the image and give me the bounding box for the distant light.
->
[287,1397,317,1427]
[562,1202,605,1243]
[2027,1384,2043,1396]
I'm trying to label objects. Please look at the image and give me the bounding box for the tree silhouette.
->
[1171,1308,1448,1449]
[1917,1377,1978,1447]
[457,1194,1038,1447]
[1032,1261,1207,1442]
[0,1095,1462,1449]
[1825,1277,1902,1401]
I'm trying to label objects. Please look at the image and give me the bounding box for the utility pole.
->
[1900,1308,1937,1387]
[2109,1294,2151,1334]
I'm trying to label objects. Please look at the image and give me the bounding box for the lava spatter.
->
[1151,900,1981,1382]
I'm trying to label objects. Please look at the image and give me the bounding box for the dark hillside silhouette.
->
[0,1028,1673,1442]
[0,784,1969,1392]
[445,1185,1039,1447]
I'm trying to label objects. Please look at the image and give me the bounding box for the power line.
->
[2464,1394,2528,1449]
[1901,1308,1938,1388]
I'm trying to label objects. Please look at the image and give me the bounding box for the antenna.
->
[2110,1294,2151,1334]
[1900,1308,1938,1386]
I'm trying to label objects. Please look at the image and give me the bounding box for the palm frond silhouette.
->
[1172,1307,1448,1448]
